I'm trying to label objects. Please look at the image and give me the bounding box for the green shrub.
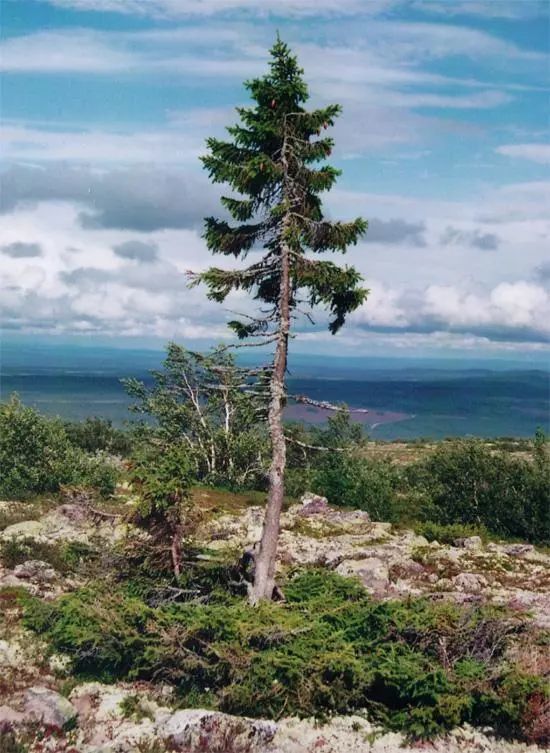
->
[24,569,546,741]
[312,453,402,521]
[73,451,119,497]
[0,396,80,499]
[406,440,550,544]
[413,521,489,545]
[128,440,197,576]
[64,417,132,455]
[25,586,153,681]
[0,396,119,499]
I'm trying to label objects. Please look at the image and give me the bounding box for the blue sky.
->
[1,0,549,358]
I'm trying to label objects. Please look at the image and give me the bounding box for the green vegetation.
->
[63,416,132,456]
[128,440,197,576]
[0,396,119,500]
[124,344,269,490]
[0,395,548,744]
[0,537,95,574]
[405,438,550,544]
[24,569,547,742]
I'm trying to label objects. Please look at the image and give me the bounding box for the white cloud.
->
[1,124,204,163]
[414,1,548,20]
[0,30,136,73]
[2,197,548,346]
[40,0,395,18]
[496,144,550,165]
[350,279,550,343]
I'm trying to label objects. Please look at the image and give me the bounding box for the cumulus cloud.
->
[352,280,550,343]
[1,241,43,258]
[1,164,219,231]
[440,226,500,250]
[112,240,158,262]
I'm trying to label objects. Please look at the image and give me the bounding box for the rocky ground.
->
[0,493,549,752]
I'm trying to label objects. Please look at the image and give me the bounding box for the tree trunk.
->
[249,238,290,604]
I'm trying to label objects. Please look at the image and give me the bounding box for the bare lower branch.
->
[285,435,346,452]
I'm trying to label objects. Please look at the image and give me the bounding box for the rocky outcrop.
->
[1,505,128,545]
[1,681,544,753]
[203,494,550,628]
[23,686,77,729]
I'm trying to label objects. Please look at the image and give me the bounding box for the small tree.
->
[193,38,368,602]
[124,343,268,488]
[128,440,197,577]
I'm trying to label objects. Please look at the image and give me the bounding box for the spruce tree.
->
[193,37,368,603]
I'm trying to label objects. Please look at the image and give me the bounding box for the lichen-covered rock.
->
[0,704,25,731]
[454,535,483,550]
[160,708,277,752]
[452,572,488,594]
[0,639,24,667]
[0,573,39,594]
[299,492,330,515]
[13,560,57,583]
[271,717,544,753]
[23,686,77,729]
[335,557,390,593]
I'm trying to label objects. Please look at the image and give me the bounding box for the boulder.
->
[0,639,24,668]
[0,705,25,731]
[299,493,330,516]
[0,573,38,593]
[160,708,277,753]
[503,544,535,558]
[23,686,77,729]
[454,536,483,551]
[335,557,390,593]
[13,559,57,583]
[452,572,488,594]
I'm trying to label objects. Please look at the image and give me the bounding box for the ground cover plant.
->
[23,569,548,743]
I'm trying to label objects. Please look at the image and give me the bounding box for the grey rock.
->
[452,572,488,594]
[299,493,330,516]
[503,544,535,558]
[454,536,483,551]
[13,559,57,583]
[0,639,23,667]
[161,708,277,752]
[0,574,38,593]
[23,686,77,729]
[335,558,390,593]
[0,705,25,731]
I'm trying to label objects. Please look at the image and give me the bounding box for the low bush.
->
[64,416,132,456]
[413,521,489,545]
[24,569,548,742]
[311,453,403,522]
[0,396,119,499]
[406,439,550,544]
[0,396,80,499]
